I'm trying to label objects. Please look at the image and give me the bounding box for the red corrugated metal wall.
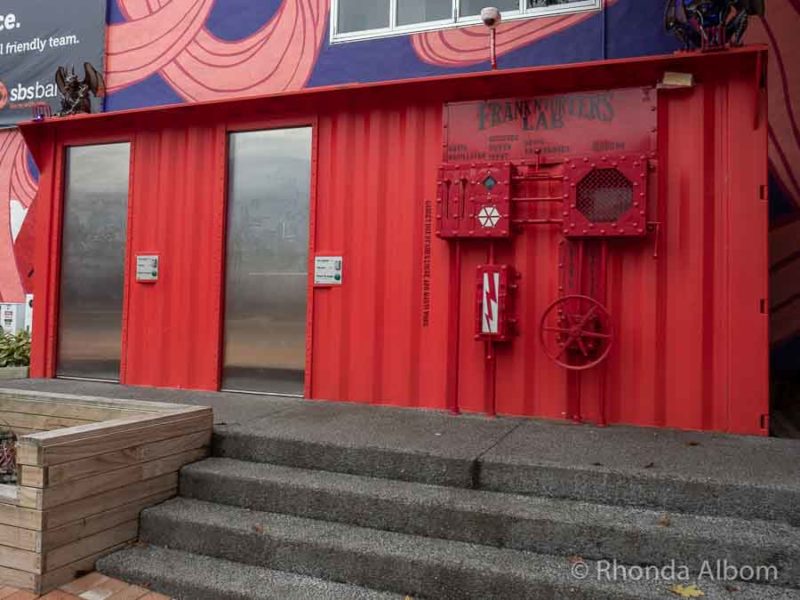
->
[308,55,768,433]
[122,121,226,390]
[21,49,769,434]
[310,105,450,408]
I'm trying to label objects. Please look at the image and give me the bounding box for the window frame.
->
[330,0,602,44]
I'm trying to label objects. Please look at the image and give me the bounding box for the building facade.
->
[1,0,798,432]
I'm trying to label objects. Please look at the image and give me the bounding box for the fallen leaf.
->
[253,524,264,533]
[658,514,672,527]
[568,555,584,564]
[670,583,705,597]
[686,441,701,447]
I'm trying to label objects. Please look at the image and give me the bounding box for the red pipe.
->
[597,240,609,427]
[445,242,462,414]
[486,242,497,416]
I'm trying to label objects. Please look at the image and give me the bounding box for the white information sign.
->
[314,256,343,285]
[136,255,159,283]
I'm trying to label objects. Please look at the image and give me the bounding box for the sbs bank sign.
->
[0,1,106,126]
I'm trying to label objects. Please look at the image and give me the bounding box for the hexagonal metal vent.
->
[576,168,633,223]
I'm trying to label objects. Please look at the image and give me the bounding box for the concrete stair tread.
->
[212,409,800,488]
[97,545,405,600]
[181,458,800,589]
[214,421,800,524]
[183,457,800,547]
[137,497,800,600]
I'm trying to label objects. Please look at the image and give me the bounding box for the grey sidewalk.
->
[2,377,798,523]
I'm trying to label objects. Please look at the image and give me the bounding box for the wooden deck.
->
[0,572,169,598]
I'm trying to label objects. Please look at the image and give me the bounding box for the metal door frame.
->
[219,117,319,397]
[48,134,136,383]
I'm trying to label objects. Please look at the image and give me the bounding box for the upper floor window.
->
[332,0,600,42]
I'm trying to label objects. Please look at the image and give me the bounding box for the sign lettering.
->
[445,87,656,163]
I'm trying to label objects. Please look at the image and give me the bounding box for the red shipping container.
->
[20,47,769,435]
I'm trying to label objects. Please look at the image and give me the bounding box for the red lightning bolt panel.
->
[475,264,516,342]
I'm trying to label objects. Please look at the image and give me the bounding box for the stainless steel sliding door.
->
[57,143,131,381]
[222,128,312,395]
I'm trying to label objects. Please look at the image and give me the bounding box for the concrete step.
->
[136,497,800,600]
[213,421,800,525]
[211,416,500,489]
[180,457,800,588]
[97,545,404,600]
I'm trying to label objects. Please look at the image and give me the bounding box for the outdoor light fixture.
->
[480,7,502,70]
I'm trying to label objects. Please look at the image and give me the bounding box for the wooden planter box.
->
[0,368,29,381]
[0,388,212,594]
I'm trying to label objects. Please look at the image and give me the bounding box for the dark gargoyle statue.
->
[55,62,105,117]
[665,0,765,50]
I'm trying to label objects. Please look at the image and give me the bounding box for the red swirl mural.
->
[411,1,618,66]
[0,129,36,302]
[106,0,328,101]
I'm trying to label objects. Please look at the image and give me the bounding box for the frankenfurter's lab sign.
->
[444,87,657,162]
[0,0,106,126]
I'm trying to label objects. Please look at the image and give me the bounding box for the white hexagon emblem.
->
[477,205,501,228]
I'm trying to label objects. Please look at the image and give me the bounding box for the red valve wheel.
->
[539,295,613,370]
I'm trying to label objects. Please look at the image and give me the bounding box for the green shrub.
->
[0,330,30,368]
